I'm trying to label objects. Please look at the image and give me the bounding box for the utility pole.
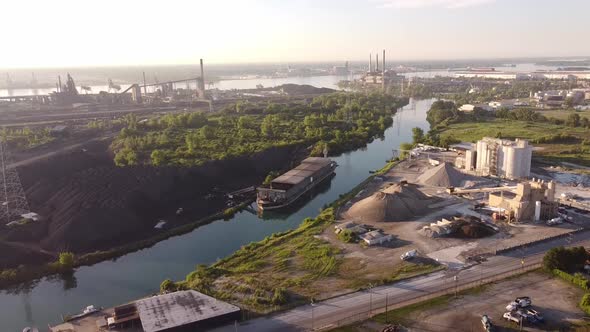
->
[310,299,315,331]
[385,294,389,323]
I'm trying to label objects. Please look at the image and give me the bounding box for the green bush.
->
[552,269,590,291]
[271,287,288,305]
[58,252,75,270]
[580,293,590,315]
[160,279,176,293]
[337,229,356,243]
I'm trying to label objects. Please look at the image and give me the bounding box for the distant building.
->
[488,100,516,110]
[359,230,392,246]
[458,104,492,112]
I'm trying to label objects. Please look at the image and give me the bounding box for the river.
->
[0,98,433,331]
[0,62,564,97]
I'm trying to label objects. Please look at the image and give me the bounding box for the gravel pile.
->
[346,183,431,223]
[417,162,478,188]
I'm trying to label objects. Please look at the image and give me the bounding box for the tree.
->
[58,252,75,270]
[237,116,254,130]
[412,127,425,144]
[564,97,574,109]
[151,149,166,166]
[543,246,589,272]
[566,113,581,127]
[199,125,215,140]
[261,114,279,138]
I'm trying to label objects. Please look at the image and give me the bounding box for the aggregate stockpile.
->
[417,162,480,188]
[346,183,433,223]
[9,140,300,256]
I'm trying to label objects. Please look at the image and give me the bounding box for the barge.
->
[256,157,337,210]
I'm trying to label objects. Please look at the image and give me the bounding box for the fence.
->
[319,261,543,331]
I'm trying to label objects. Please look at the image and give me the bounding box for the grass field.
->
[536,108,590,121]
[169,160,441,313]
[438,118,590,166]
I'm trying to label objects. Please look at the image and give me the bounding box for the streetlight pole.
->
[367,283,375,316]
[385,294,389,324]
[311,299,315,331]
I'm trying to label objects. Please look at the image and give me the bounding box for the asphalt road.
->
[212,230,590,332]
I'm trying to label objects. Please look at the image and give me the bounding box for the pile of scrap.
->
[418,162,479,188]
[346,182,432,223]
[420,215,496,238]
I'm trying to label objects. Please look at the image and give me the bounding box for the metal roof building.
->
[136,290,240,332]
[271,157,333,189]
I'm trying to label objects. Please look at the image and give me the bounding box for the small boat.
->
[65,305,101,321]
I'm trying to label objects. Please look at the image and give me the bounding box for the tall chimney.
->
[369,53,372,72]
[142,71,147,95]
[58,75,62,93]
[382,49,386,92]
[200,59,205,91]
[376,53,379,71]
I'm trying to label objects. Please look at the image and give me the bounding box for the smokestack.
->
[143,71,147,95]
[58,75,62,93]
[200,58,205,91]
[382,49,386,92]
[376,53,379,71]
[369,53,372,72]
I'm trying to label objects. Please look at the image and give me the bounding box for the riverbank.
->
[0,95,409,288]
[166,159,442,313]
[0,99,433,332]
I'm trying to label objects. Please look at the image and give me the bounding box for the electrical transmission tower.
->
[0,141,30,225]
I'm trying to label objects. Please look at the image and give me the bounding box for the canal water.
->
[0,99,433,332]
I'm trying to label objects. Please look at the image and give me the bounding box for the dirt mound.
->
[346,183,431,223]
[417,162,478,188]
[12,140,302,255]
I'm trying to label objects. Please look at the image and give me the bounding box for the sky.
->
[1,0,589,68]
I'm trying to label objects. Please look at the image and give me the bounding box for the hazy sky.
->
[1,0,589,68]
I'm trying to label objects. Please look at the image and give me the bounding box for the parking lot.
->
[397,272,586,331]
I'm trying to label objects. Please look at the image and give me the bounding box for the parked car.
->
[481,314,494,331]
[515,296,532,307]
[506,302,518,311]
[547,217,563,226]
[400,249,417,261]
[503,312,521,323]
[506,297,532,311]
[525,308,544,322]
[516,309,536,323]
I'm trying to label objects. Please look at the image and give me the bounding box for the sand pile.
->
[346,183,431,223]
[417,162,478,188]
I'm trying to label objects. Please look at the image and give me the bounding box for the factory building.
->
[488,179,557,222]
[453,138,533,180]
[51,290,241,332]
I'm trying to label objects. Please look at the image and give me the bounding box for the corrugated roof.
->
[272,158,333,186]
[136,290,240,332]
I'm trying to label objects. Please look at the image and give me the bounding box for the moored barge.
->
[256,157,337,210]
